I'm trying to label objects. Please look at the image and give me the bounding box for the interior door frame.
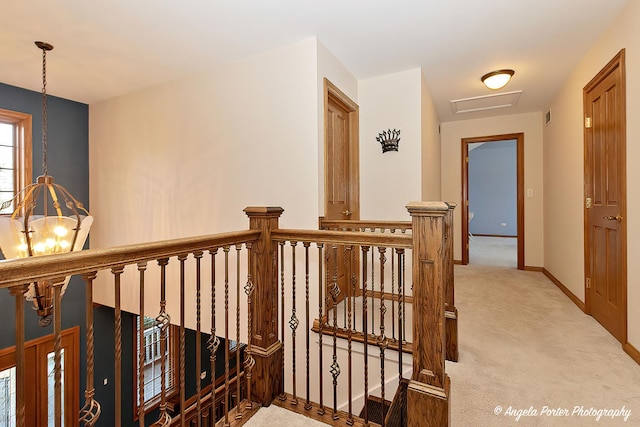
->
[583,49,627,343]
[461,133,525,269]
[323,77,360,220]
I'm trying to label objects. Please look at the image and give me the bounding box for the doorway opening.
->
[461,133,524,269]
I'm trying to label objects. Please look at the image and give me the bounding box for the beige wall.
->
[544,0,640,349]
[358,68,423,220]
[441,112,544,266]
[90,38,321,313]
[421,72,441,200]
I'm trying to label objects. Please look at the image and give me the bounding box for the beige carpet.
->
[448,264,640,426]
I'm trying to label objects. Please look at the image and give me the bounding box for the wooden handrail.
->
[272,229,412,248]
[0,229,260,289]
[319,217,412,233]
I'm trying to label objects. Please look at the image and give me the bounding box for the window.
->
[135,316,177,414]
[0,108,32,215]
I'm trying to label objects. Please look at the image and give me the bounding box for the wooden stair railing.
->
[319,203,459,363]
[1,202,453,427]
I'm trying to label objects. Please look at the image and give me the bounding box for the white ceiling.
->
[0,0,629,122]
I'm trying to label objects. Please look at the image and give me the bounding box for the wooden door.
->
[461,134,525,269]
[324,79,359,304]
[584,49,627,343]
[0,327,79,426]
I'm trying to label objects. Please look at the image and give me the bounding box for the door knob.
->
[603,215,623,221]
[342,210,352,216]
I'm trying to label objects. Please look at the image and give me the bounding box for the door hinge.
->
[465,156,469,163]
[586,278,591,289]
[585,117,592,128]
[586,197,592,209]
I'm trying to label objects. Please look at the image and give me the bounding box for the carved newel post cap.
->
[406,201,449,216]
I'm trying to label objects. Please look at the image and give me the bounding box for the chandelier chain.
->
[41,45,48,176]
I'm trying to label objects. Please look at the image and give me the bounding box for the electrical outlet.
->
[527,189,533,197]
[500,222,507,227]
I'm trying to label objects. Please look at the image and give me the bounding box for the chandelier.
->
[0,41,93,326]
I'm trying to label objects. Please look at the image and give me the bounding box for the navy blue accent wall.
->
[93,306,225,426]
[468,140,517,236]
[0,81,89,411]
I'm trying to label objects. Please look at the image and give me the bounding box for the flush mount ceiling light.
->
[0,41,93,326]
[481,69,515,90]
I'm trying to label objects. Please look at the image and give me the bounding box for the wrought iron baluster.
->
[279,241,287,401]
[235,244,243,419]
[178,254,187,427]
[207,249,220,425]
[112,266,125,427]
[53,280,64,427]
[397,249,405,379]
[303,242,312,410]
[155,258,172,426]
[80,272,101,426]
[194,251,204,425]
[391,249,395,341]
[346,245,354,426]
[330,245,341,421]
[317,243,325,416]
[244,244,255,410]
[223,247,230,427]
[289,241,299,405]
[10,285,28,427]
[361,247,370,427]
[137,262,147,427]
[378,248,388,427]
[371,248,375,335]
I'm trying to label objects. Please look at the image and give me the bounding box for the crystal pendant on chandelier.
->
[0,41,93,326]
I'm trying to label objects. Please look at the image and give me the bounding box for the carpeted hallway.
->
[246,238,640,426]
[448,263,640,426]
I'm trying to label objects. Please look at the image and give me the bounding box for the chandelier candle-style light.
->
[0,41,93,326]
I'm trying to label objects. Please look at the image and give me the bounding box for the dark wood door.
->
[324,79,359,305]
[584,49,627,343]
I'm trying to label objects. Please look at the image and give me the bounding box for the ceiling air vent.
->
[450,90,522,114]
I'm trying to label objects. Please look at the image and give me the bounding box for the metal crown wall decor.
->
[376,129,400,153]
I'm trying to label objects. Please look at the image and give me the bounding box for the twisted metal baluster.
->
[361,247,370,427]
[154,258,172,427]
[223,247,230,427]
[391,248,395,341]
[112,267,125,427]
[279,241,287,401]
[317,243,325,416]
[194,251,204,425]
[371,248,375,335]
[378,249,388,427]
[79,272,101,426]
[244,243,255,410]
[178,254,187,427]
[346,246,354,426]
[137,262,147,427]
[207,249,220,424]
[303,242,312,410]
[397,249,405,379]
[289,241,299,405]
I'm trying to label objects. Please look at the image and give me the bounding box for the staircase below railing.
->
[0,201,455,427]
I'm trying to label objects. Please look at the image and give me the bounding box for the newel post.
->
[244,207,285,406]
[444,202,459,362]
[406,201,450,427]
